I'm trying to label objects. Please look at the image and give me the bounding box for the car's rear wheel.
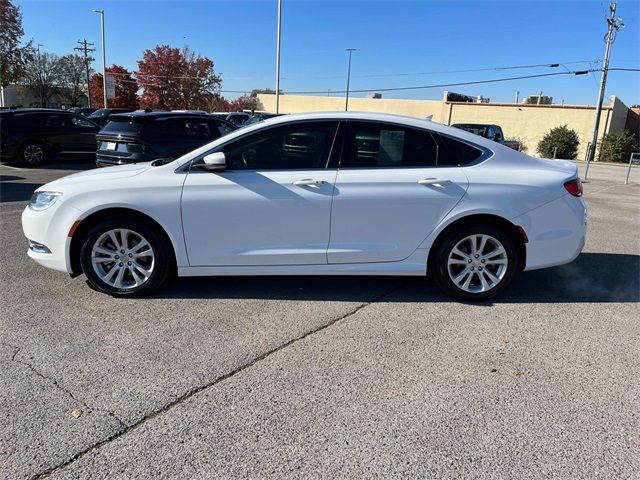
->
[18,142,46,167]
[79,218,172,297]
[431,225,517,301]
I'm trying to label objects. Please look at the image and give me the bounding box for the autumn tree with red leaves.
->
[90,65,139,108]
[136,45,221,110]
[213,94,258,112]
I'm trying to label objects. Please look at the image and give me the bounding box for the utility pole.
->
[345,48,355,111]
[275,0,282,114]
[93,9,107,108]
[74,39,95,107]
[37,43,44,107]
[585,2,623,180]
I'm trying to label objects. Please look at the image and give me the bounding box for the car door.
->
[42,114,78,155]
[181,121,339,266]
[328,121,478,264]
[68,114,100,152]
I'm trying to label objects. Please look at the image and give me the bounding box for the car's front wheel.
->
[79,218,173,297]
[431,225,517,301]
[18,142,47,166]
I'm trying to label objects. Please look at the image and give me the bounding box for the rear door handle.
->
[293,179,326,186]
[417,178,452,187]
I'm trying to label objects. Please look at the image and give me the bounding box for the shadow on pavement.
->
[0,177,40,203]
[151,253,639,304]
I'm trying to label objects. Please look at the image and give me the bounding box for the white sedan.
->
[22,112,586,301]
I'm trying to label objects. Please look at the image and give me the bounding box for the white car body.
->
[22,112,586,289]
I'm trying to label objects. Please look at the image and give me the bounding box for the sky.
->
[15,0,640,105]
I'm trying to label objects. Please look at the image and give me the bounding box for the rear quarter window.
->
[434,134,484,166]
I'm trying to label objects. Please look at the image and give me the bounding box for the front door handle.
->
[293,179,327,186]
[417,178,452,187]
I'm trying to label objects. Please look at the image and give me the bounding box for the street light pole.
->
[345,48,355,111]
[275,0,282,114]
[585,2,623,180]
[93,9,107,108]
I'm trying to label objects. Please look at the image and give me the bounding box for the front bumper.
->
[513,194,587,271]
[21,201,82,273]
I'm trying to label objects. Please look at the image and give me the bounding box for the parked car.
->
[67,107,99,117]
[21,112,586,301]
[243,112,283,127]
[0,108,100,166]
[210,112,251,126]
[87,108,136,127]
[451,123,521,150]
[95,111,237,167]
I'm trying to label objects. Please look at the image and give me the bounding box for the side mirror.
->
[493,133,502,142]
[202,152,226,171]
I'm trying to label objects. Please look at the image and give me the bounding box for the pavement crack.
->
[5,342,128,436]
[33,283,404,478]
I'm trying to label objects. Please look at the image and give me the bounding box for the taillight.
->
[564,178,583,197]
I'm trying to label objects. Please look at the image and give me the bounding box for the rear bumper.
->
[96,152,150,167]
[512,194,587,271]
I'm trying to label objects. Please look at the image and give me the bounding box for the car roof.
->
[1,108,75,115]
[109,111,218,119]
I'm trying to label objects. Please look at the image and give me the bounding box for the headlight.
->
[28,191,62,211]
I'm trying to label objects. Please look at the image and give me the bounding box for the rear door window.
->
[185,119,220,140]
[213,120,234,136]
[433,134,484,166]
[44,114,71,129]
[159,118,187,138]
[341,122,438,168]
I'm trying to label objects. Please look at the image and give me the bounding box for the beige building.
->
[256,92,637,159]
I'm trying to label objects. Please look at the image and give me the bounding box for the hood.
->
[37,162,151,192]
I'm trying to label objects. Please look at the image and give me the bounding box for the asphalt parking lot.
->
[1,159,638,479]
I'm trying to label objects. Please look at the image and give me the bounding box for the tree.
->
[211,94,257,112]
[90,65,139,108]
[137,45,221,110]
[250,88,282,98]
[537,125,580,159]
[59,54,89,106]
[21,51,64,107]
[598,130,638,163]
[228,95,258,112]
[0,0,33,87]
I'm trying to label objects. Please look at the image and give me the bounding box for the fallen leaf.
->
[71,409,82,419]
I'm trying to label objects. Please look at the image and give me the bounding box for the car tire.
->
[79,217,173,297]
[431,224,517,301]
[18,141,47,167]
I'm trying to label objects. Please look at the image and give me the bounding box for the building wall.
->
[257,93,630,159]
[0,84,88,109]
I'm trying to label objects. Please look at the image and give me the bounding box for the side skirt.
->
[178,248,429,277]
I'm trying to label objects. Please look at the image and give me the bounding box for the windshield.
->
[89,109,109,118]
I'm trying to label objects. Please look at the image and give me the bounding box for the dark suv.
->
[95,111,237,167]
[0,108,100,166]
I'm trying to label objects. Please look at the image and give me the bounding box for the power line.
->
[283,67,637,95]
[103,59,602,82]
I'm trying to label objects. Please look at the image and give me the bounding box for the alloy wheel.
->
[446,234,508,294]
[23,144,44,165]
[91,228,155,290]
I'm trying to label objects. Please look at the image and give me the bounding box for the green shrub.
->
[537,125,580,159]
[598,130,638,163]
